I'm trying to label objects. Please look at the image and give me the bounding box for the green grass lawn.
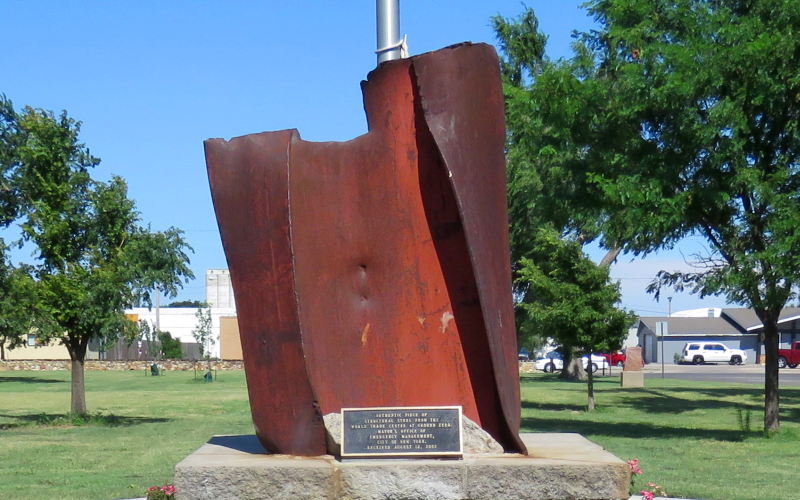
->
[0,370,252,500]
[521,373,799,500]
[1,370,797,499]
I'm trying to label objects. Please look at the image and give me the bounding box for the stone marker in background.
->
[621,346,645,388]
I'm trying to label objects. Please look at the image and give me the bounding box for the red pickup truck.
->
[778,341,800,369]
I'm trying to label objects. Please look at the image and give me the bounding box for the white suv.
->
[681,342,747,365]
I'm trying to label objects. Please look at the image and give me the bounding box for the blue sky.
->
[3,1,731,315]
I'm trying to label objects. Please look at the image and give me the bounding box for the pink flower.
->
[148,486,159,492]
[640,490,655,500]
[160,484,177,496]
[626,458,643,475]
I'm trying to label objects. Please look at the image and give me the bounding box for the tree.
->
[0,96,30,359]
[493,9,632,390]
[495,1,800,432]
[136,320,182,361]
[166,299,205,307]
[492,10,623,268]
[138,320,161,360]
[191,305,214,373]
[0,255,42,360]
[516,228,634,409]
[0,96,20,226]
[158,331,183,360]
[1,99,194,414]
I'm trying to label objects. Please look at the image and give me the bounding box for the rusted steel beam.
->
[206,42,525,456]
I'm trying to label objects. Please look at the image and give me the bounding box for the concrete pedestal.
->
[174,433,630,500]
[620,371,645,388]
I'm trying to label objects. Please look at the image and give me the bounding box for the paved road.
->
[640,363,800,386]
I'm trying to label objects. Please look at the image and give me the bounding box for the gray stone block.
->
[335,460,468,500]
[173,433,630,500]
[174,436,332,500]
[621,370,645,388]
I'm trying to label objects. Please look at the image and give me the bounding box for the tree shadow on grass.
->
[521,375,620,391]
[609,387,800,423]
[0,376,66,384]
[521,400,587,412]
[0,412,171,430]
[521,415,745,442]
[649,384,800,400]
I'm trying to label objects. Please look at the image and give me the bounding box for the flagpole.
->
[376,0,401,64]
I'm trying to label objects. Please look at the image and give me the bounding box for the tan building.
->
[219,316,242,360]
[3,334,100,360]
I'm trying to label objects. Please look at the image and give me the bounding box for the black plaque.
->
[341,406,463,457]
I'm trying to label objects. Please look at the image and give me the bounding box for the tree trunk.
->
[70,356,87,415]
[598,246,622,269]
[560,350,587,381]
[763,320,780,433]
[587,365,595,411]
[1,341,5,361]
[66,337,89,416]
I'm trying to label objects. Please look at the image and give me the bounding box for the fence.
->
[99,340,202,361]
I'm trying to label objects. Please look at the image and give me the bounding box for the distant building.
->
[637,307,800,364]
[124,269,241,359]
[2,270,243,362]
[126,306,237,359]
[206,269,236,309]
[3,337,101,361]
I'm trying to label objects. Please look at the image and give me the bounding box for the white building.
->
[126,269,239,358]
[126,306,236,359]
[206,269,236,309]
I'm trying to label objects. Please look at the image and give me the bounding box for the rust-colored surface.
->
[206,42,525,456]
[624,347,644,371]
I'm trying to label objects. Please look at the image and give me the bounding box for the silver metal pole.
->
[663,298,671,379]
[376,0,401,64]
[155,285,161,333]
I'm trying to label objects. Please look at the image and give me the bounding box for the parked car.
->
[681,342,747,365]
[583,353,610,373]
[600,351,627,367]
[777,341,800,368]
[534,353,563,373]
[534,353,609,373]
[599,349,645,368]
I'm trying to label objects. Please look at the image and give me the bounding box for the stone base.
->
[620,371,645,388]
[174,433,630,500]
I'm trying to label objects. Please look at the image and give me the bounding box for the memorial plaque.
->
[341,406,463,457]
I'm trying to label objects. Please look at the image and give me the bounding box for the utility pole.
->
[155,285,161,333]
[376,0,403,64]
[662,297,672,378]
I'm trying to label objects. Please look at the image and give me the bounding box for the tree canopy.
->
[495,0,800,431]
[515,228,635,409]
[0,252,41,360]
[167,299,206,308]
[493,9,634,397]
[0,96,194,414]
